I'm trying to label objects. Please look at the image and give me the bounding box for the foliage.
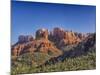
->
[11,50,96,75]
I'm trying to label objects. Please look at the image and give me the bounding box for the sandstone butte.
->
[11,27,87,57]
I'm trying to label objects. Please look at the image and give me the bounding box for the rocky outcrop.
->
[36,29,48,40]
[58,31,81,46]
[49,27,65,43]
[12,33,62,56]
[12,35,35,56]
[49,28,82,48]
[35,39,62,55]
[18,35,34,43]
[74,32,86,40]
[11,27,95,58]
[41,33,96,66]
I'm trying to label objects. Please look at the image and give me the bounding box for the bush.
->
[11,51,96,75]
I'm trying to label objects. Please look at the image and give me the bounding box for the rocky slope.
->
[11,27,96,75]
[11,27,95,67]
[41,33,96,66]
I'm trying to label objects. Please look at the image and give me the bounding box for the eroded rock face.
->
[62,31,80,44]
[18,35,25,43]
[49,28,82,48]
[35,39,62,55]
[74,32,86,40]
[12,41,36,56]
[12,35,62,56]
[36,29,48,40]
[53,27,65,40]
[11,27,94,57]
[12,35,35,56]
[42,33,96,65]
[18,35,34,43]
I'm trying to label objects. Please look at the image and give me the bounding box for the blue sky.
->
[11,1,96,44]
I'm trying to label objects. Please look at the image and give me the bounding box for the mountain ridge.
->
[11,27,96,75]
[12,27,92,57]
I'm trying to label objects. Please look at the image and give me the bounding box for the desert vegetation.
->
[11,27,96,75]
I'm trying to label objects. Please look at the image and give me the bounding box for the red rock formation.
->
[49,28,81,48]
[11,27,87,56]
[18,35,34,43]
[36,29,48,40]
[12,38,62,56]
[12,36,36,56]
[34,38,62,55]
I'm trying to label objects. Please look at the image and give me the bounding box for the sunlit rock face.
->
[49,27,65,46]
[11,27,95,57]
[49,28,82,48]
[12,35,35,56]
[74,32,86,40]
[36,28,48,40]
[12,28,63,56]
[52,27,65,40]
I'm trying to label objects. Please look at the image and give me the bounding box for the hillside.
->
[11,27,96,75]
